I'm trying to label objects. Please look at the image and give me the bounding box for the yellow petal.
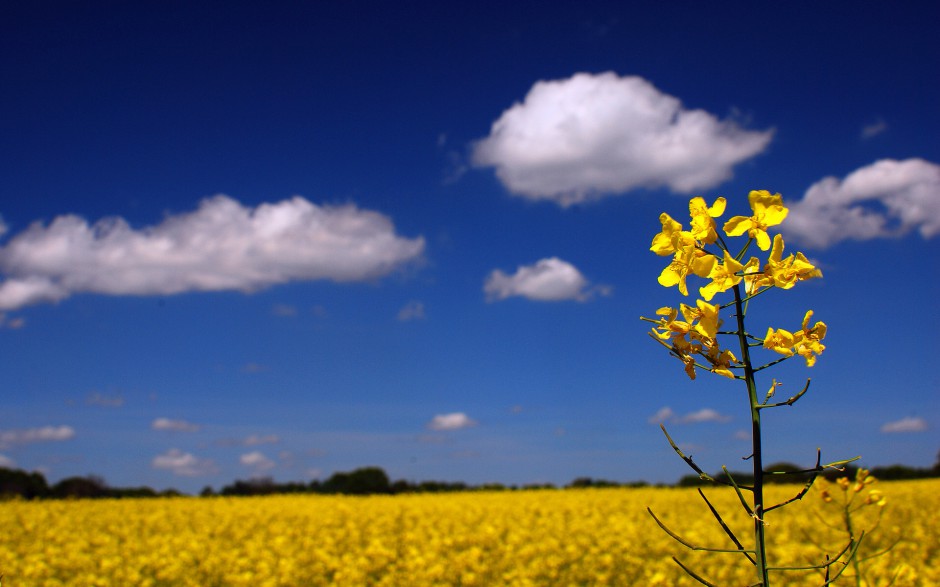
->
[722,216,751,237]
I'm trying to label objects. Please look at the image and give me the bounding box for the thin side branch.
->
[698,489,756,565]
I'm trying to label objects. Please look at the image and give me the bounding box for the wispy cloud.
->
[0,454,14,468]
[272,303,298,317]
[151,417,200,432]
[484,257,608,302]
[860,118,888,139]
[244,434,280,446]
[86,391,125,407]
[151,449,217,477]
[427,412,478,431]
[240,450,276,472]
[648,407,731,425]
[397,300,426,321]
[0,195,425,310]
[784,158,940,248]
[0,425,75,449]
[880,417,927,433]
[472,72,773,206]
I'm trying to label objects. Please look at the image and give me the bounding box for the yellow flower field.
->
[1,479,937,586]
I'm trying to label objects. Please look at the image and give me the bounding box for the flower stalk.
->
[641,190,857,586]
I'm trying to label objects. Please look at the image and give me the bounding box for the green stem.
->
[733,283,769,586]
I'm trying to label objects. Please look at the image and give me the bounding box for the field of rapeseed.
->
[1,479,936,586]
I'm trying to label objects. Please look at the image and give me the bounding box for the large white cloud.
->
[472,72,773,206]
[484,257,605,302]
[784,158,940,249]
[0,195,425,310]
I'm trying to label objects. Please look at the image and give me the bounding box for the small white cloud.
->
[681,408,732,424]
[151,417,200,432]
[240,363,268,374]
[860,118,888,139]
[86,391,124,407]
[784,158,940,248]
[244,434,280,446]
[484,257,606,302]
[0,195,425,311]
[647,406,676,425]
[240,450,276,471]
[880,417,928,433]
[0,425,75,448]
[472,72,773,206]
[428,412,478,431]
[272,303,298,317]
[648,407,730,425]
[151,448,217,477]
[397,300,426,321]
[0,313,25,329]
[0,454,16,468]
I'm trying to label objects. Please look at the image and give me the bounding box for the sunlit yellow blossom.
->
[688,196,726,244]
[699,250,744,301]
[763,327,795,356]
[650,213,693,256]
[706,345,738,378]
[740,256,772,295]
[650,307,691,342]
[658,245,716,296]
[866,490,887,507]
[793,310,827,366]
[765,234,822,289]
[680,299,720,340]
[722,190,788,250]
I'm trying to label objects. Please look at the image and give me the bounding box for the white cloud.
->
[151,448,217,477]
[472,72,773,206]
[151,417,201,432]
[784,158,940,248]
[880,417,928,433]
[240,450,276,471]
[272,303,298,317]
[0,425,75,448]
[860,118,888,139]
[484,257,607,302]
[0,195,425,310]
[428,412,478,431]
[86,391,124,407]
[681,408,732,424]
[244,434,280,446]
[397,300,426,321]
[648,406,731,425]
[0,454,16,468]
[0,313,25,329]
[647,406,676,425]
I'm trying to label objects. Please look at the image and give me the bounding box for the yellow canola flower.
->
[699,250,744,301]
[706,345,738,379]
[793,310,827,367]
[765,234,822,289]
[658,244,716,296]
[680,299,720,340]
[650,213,692,256]
[763,327,796,356]
[688,196,726,244]
[723,190,789,251]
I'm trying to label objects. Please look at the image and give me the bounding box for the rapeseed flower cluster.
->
[647,190,825,380]
[0,483,935,586]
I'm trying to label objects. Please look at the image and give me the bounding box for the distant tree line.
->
[676,459,940,487]
[1,456,937,500]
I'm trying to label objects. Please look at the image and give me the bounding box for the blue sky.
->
[1,1,937,493]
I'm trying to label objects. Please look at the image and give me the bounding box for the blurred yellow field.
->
[1,479,936,586]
